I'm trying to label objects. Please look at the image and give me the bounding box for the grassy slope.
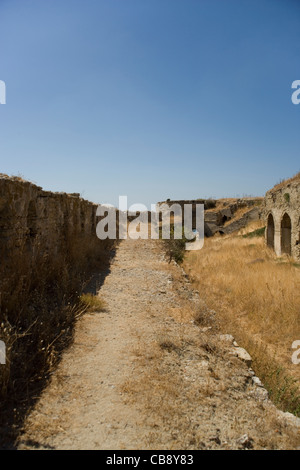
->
[184,221,300,416]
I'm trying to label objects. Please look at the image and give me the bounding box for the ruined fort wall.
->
[0,175,115,404]
[0,175,99,261]
[156,198,263,236]
[0,174,115,324]
[264,181,300,260]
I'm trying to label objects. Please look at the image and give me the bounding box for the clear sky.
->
[0,0,299,208]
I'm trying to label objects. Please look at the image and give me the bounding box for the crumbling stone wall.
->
[264,180,300,261]
[0,175,100,260]
[0,173,114,319]
[0,175,114,413]
[156,198,262,236]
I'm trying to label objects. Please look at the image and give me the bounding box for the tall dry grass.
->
[0,232,115,446]
[184,227,300,415]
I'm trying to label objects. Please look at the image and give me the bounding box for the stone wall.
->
[0,175,115,411]
[0,173,115,322]
[263,179,300,261]
[156,198,262,236]
[0,175,99,261]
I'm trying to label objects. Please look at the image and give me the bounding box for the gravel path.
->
[18,239,300,449]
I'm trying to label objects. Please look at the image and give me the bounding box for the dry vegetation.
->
[271,171,300,191]
[12,237,300,450]
[79,293,107,313]
[0,232,114,446]
[183,222,300,416]
[120,287,299,450]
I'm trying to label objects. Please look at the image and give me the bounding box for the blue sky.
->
[0,0,299,208]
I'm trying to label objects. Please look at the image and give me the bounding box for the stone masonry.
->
[264,175,300,261]
[0,174,103,266]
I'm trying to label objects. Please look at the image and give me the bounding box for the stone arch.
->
[266,213,275,249]
[281,212,292,255]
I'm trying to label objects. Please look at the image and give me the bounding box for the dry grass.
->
[120,332,219,450]
[0,232,115,447]
[115,244,300,449]
[79,293,107,313]
[184,227,300,415]
[271,171,300,192]
[120,311,300,449]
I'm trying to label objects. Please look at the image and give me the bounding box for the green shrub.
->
[242,227,265,238]
[163,225,195,264]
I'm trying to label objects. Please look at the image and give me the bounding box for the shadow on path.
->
[0,247,117,450]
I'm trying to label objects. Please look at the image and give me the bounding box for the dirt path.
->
[18,239,300,450]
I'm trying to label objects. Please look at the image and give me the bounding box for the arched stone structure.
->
[264,176,300,260]
[281,213,292,256]
[266,213,275,249]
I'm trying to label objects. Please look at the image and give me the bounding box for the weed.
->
[162,225,194,264]
[242,227,266,238]
[159,339,180,354]
[79,293,107,313]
